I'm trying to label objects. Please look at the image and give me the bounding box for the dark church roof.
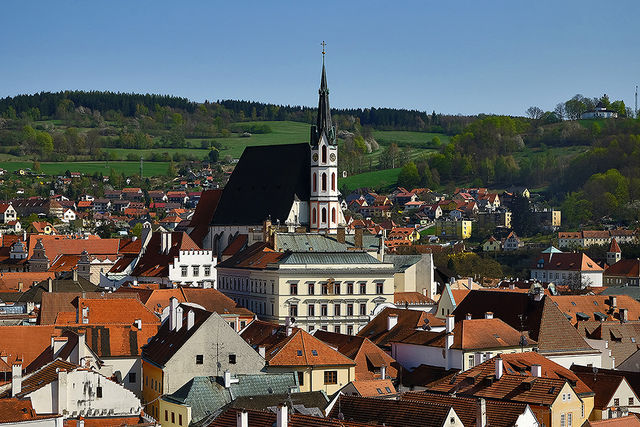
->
[210,143,310,226]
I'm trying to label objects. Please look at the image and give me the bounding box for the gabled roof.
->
[241,320,355,367]
[16,274,100,304]
[609,238,622,253]
[551,294,640,324]
[356,307,440,350]
[453,291,595,354]
[313,330,399,380]
[402,391,530,427]
[54,297,160,326]
[142,305,212,367]
[328,395,459,427]
[26,234,121,259]
[605,259,640,277]
[210,143,310,226]
[0,398,61,423]
[533,252,603,271]
[0,359,78,398]
[210,407,370,427]
[0,325,61,370]
[572,369,631,409]
[349,379,397,397]
[586,416,640,427]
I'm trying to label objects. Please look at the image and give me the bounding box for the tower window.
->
[322,173,327,191]
[331,172,335,191]
[322,208,327,223]
[313,173,317,192]
[322,145,327,163]
[312,208,316,224]
[332,208,336,223]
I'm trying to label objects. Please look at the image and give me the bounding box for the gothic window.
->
[322,208,327,223]
[312,208,316,224]
[322,145,327,163]
[331,172,335,191]
[331,208,336,223]
[313,173,317,192]
[322,173,327,191]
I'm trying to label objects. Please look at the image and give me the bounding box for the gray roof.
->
[275,233,380,253]
[229,391,329,414]
[601,286,640,300]
[163,373,299,425]
[279,251,383,265]
[383,254,424,273]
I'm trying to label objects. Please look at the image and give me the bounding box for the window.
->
[347,304,354,316]
[196,354,203,364]
[324,370,337,385]
[204,266,211,276]
[333,282,340,295]
[347,282,354,294]
[322,173,327,191]
[297,371,304,386]
[322,208,327,223]
[322,145,327,163]
[308,282,315,295]
[322,283,328,295]
[312,350,318,356]
[347,325,354,335]
[313,173,317,192]
[334,325,340,333]
[334,304,341,316]
[229,354,236,364]
[172,413,175,424]
[96,386,103,398]
[359,303,366,316]
[376,282,384,294]
[468,354,475,368]
[567,413,572,427]
[630,397,635,405]
[290,282,298,295]
[312,208,316,224]
[560,414,565,427]
[308,304,315,316]
[321,325,328,331]
[128,372,136,383]
[181,266,188,277]
[360,282,366,294]
[331,173,336,191]
[332,208,336,223]
[289,304,298,317]
[165,410,168,422]
[308,325,315,332]
[179,414,183,426]
[192,265,199,276]
[614,398,620,406]
[377,388,383,394]
[321,304,328,316]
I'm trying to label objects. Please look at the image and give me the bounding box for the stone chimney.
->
[11,360,22,397]
[495,357,503,380]
[236,410,248,427]
[186,310,195,330]
[445,315,454,333]
[477,398,487,427]
[609,296,617,309]
[276,404,288,427]
[337,227,345,244]
[263,218,272,245]
[72,268,78,282]
[47,277,53,293]
[620,308,628,323]
[485,312,493,319]
[175,306,183,331]
[77,332,87,365]
[467,277,473,289]
[224,371,239,388]
[169,297,179,331]
[380,365,387,380]
[387,314,398,331]
[532,364,542,377]
[354,228,363,249]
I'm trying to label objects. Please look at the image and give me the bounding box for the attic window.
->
[385,387,391,393]
[593,301,598,306]
[571,302,576,306]
[297,350,302,356]
[376,388,383,394]
[311,350,318,356]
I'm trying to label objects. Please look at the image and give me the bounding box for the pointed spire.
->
[609,237,621,253]
[311,53,336,147]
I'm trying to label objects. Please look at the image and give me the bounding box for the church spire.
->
[311,43,336,147]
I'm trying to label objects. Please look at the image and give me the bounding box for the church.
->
[201,60,346,256]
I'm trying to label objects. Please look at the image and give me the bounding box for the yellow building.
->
[435,219,472,240]
[241,320,356,395]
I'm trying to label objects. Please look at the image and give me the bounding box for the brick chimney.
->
[337,227,345,244]
[354,228,363,249]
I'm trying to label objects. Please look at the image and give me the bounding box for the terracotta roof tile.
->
[0,325,62,370]
[586,415,640,427]
[210,407,370,427]
[54,297,160,326]
[27,235,121,259]
[131,232,201,277]
[0,359,77,398]
[551,295,640,324]
[0,398,61,423]
[356,307,434,350]
[349,379,397,397]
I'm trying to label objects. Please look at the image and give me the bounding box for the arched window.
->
[322,173,327,191]
[331,208,336,223]
[331,173,336,191]
[321,208,327,223]
[312,208,316,224]
[322,145,327,163]
[313,173,317,192]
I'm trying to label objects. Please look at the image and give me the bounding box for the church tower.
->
[607,237,622,266]
[309,52,340,233]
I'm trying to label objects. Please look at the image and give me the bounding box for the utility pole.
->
[635,85,638,118]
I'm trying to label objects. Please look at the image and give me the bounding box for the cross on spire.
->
[321,41,326,61]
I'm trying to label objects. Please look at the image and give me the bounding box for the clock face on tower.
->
[313,153,319,162]
[329,153,336,162]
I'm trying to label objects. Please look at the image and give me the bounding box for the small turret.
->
[607,238,622,266]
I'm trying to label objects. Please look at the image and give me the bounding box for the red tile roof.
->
[534,252,603,272]
[54,297,160,326]
[0,325,63,371]
[550,295,640,324]
[605,259,640,278]
[586,415,640,427]
[0,272,55,291]
[210,407,371,427]
[357,307,437,350]
[394,291,435,305]
[0,398,62,423]
[349,379,397,397]
[27,235,121,259]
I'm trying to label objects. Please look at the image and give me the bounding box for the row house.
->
[434,218,472,240]
[530,247,604,287]
[558,229,637,248]
[166,191,188,206]
[104,190,122,200]
[122,187,144,202]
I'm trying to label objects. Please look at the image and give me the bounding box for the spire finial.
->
[321,41,326,62]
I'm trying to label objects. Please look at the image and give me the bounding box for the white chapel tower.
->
[309,53,342,233]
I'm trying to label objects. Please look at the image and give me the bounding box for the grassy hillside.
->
[339,168,402,192]
[373,130,451,147]
[0,161,170,176]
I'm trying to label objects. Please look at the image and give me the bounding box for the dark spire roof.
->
[310,62,336,146]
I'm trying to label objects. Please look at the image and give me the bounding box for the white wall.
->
[544,352,602,369]
[0,417,64,427]
[101,357,142,396]
[169,249,217,288]
[515,406,540,427]
[391,342,462,371]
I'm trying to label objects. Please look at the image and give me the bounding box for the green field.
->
[0,161,170,176]
[372,130,450,147]
[339,168,402,191]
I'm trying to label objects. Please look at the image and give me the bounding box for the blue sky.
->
[1,1,638,115]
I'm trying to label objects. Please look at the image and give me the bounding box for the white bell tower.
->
[309,45,342,233]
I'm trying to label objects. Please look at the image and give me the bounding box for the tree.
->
[397,161,420,189]
[511,193,537,237]
[167,160,177,178]
[208,148,219,163]
[525,106,544,120]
